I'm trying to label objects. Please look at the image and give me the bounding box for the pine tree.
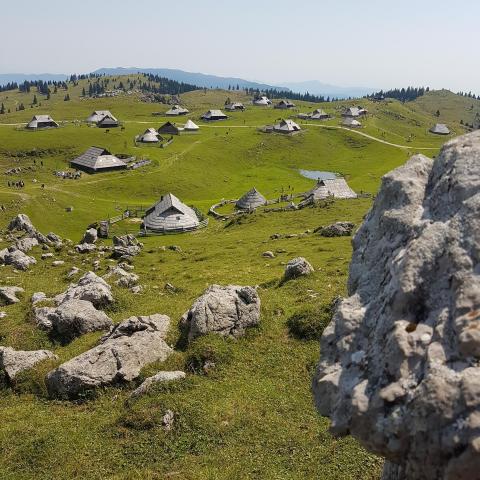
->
[0,103,5,114]
[32,94,37,105]
[64,94,70,101]
[82,87,86,96]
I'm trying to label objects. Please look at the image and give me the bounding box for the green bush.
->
[286,302,333,341]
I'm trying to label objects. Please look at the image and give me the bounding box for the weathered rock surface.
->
[75,243,96,254]
[130,371,186,398]
[15,236,39,253]
[181,285,261,341]
[0,346,57,380]
[104,266,139,288]
[284,257,314,280]
[8,213,49,244]
[3,247,37,271]
[0,286,24,305]
[315,221,355,237]
[312,131,480,480]
[34,299,113,342]
[31,292,47,305]
[46,314,172,398]
[54,271,113,308]
[111,234,142,259]
[81,228,98,245]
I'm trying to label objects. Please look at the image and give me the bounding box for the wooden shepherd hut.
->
[235,187,267,210]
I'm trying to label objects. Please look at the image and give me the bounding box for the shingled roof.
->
[273,119,301,133]
[143,193,200,232]
[201,109,228,120]
[26,114,59,129]
[86,110,118,123]
[429,123,450,135]
[236,187,267,210]
[70,147,127,173]
[138,128,160,143]
[165,105,189,116]
[183,119,199,131]
[305,178,357,200]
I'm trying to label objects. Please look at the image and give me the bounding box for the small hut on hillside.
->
[236,188,267,210]
[158,121,181,135]
[304,178,357,201]
[274,99,296,109]
[429,123,450,135]
[138,128,161,143]
[70,147,127,173]
[165,105,189,116]
[97,115,119,128]
[225,102,245,111]
[342,107,368,118]
[310,109,330,120]
[201,109,228,121]
[142,193,200,233]
[183,119,199,131]
[26,115,59,129]
[86,110,117,124]
[253,96,272,106]
[342,117,362,128]
[273,119,302,134]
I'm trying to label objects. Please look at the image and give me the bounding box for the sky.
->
[1,0,478,93]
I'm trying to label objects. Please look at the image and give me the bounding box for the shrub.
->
[287,301,333,341]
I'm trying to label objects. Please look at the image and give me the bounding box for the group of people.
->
[7,180,25,188]
[54,170,82,179]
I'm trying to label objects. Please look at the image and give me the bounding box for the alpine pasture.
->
[0,75,467,479]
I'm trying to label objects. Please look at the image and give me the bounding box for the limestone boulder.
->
[4,247,37,271]
[130,371,186,398]
[312,131,480,480]
[81,228,98,245]
[315,221,355,237]
[0,346,57,380]
[0,286,24,305]
[181,285,261,341]
[284,257,314,280]
[45,314,172,398]
[15,236,39,253]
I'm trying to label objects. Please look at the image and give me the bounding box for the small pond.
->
[299,169,337,180]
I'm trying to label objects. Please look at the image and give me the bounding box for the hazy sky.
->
[1,0,478,92]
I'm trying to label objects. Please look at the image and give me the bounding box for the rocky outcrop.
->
[8,213,50,244]
[181,285,261,341]
[284,257,314,280]
[111,234,142,259]
[103,266,139,288]
[0,286,24,305]
[312,131,480,480]
[0,346,57,380]
[81,228,98,245]
[15,236,39,253]
[46,314,172,398]
[3,247,37,271]
[54,271,113,308]
[130,371,186,398]
[315,221,355,237]
[34,299,113,342]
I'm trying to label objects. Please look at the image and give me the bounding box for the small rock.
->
[168,245,182,252]
[130,371,186,398]
[0,286,24,305]
[284,257,314,280]
[0,346,57,380]
[162,410,175,431]
[262,251,275,258]
[315,221,355,237]
[41,253,54,259]
[31,292,47,304]
[130,285,143,294]
[67,266,80,279]
[52,260,65,267]
[81,228,98,245]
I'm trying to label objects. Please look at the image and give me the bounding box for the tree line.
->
[366,87,429,102]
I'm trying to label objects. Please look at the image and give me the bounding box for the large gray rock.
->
[181,285,261,341]
[312,131,480,480]
[0,346,57,380]
[284,257,314,280]
[81,228,98,245]
[3,247,37,271]
[34,299,112,342]
[103,266,139,288]
[315,221,355,237]
[54,271,113,308]
[8,214,49,244]
[46,314,172,398]
[15,236,39,253]
[0,286,24,305]
[111,234,142,259]
[75,243,96,254]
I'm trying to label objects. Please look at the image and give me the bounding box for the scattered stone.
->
[15,237,39,253]
[67,266,80,279]
[312,131,480,480]
[46,314,172,398]
[270,233,281,240]
[130,285,143,294]
[41,253,54,259]
[104,266,139,288]
[0,286,24,305]
[3,248,37,271]
[47,232,62,244]
[164,282,177,293]
[31,292,47,305]
[262,251,275,258]
[162,409,175,431]
[54,271,113,308]
[34,299,113,342]
[284,257,314,280]
[181,285,261,341]
[130,371,186,398]
[0,311,6,319]
[315,221,355,237]
[81,228,98,245]
[0,346,57,380]
[52,260,65,267]
[75,243,96,254]
[168,245,182,252]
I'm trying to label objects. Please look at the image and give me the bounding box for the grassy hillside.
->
[0,76,469,479]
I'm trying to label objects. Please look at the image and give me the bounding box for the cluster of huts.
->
[86,110,119,128]
[136,120,199,143]
[262,119,302,135]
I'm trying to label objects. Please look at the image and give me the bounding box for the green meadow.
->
[0,75,469,479]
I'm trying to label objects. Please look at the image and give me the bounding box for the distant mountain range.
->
[0,68,376,99]
[280,80,377,99]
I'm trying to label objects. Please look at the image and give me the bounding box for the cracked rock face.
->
[46,314,172,399]
[0,346,57,380]
[181,285,261,341]
[54,271,113,308]
[312,131,480,480]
